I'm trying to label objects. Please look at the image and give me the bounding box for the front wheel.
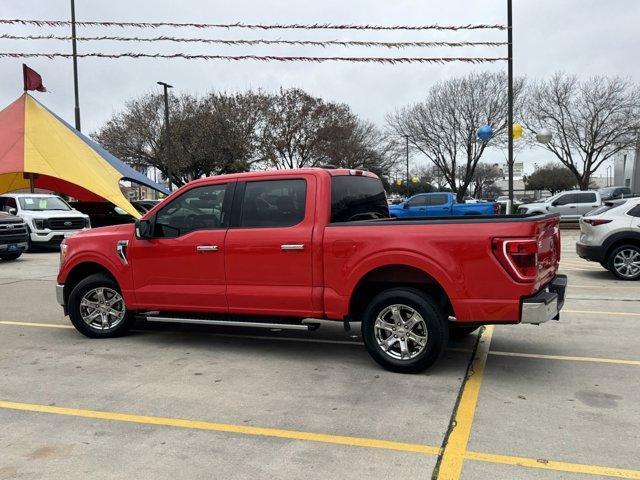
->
[0,252,22,261]
[361,288,448,373]
[68,273,135,338]
[607,245,640,280]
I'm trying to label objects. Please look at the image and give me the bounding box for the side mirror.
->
[135,219,153,240]
[550,201,558,207]
[8,207,17,215]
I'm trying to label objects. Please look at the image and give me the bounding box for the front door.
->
[425,193,450,217]
[551,193,578,218]
[225,176,315,317]
[128,182,233,313]
[403,195,427,217]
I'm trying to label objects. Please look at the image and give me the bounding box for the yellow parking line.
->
[0,399,440,456]
[0,320,73,329]
[565,309,640,317]
[465,451,640,479]
[489,350,640,366]
[436,326,494,479]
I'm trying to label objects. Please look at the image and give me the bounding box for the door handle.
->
[281,244,305,251]
[196,245,219,252]
[569,206,577,208]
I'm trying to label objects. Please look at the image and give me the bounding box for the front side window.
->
[18,196,70,211]
[554,194,576,206]
[154,184,227,238]
[240,179,307,228]
[406,196,428,207]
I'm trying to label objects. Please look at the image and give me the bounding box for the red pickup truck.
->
[57,168,566,372]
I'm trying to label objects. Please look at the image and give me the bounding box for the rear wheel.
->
[0,252,22,261]
[68,273,135,338]
[607,245,640,280]
[361,288,448,373]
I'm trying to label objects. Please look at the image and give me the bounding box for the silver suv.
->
[0,194,90,250]
[576,197,640,280]
[518,191,601,220]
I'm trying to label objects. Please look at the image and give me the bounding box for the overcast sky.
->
[1,0,639,175]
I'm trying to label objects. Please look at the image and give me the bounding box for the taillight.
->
[492,238,538,282]
[583,219,612,226]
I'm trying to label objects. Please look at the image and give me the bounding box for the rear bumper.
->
[520,275,567,325]
[576,242,605,263]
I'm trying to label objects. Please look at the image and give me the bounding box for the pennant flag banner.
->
[0,94,169,218]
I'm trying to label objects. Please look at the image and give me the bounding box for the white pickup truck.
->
[0,193,90,250]
[518,191,601,220]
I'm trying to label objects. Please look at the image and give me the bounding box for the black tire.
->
[68,273,135,338]
[606,245,640,281]
[449,324,479,339]
[0,252,22,261]
[361,288,448,373]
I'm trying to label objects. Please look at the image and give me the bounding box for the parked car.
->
[0,211,28,261]
[576,197,640,280]
[56,168,565,373]
[70,202,134,228]
[598,186,632,201]
[0,193,90,250]
[518,190,601,220]
[388,192,498,218]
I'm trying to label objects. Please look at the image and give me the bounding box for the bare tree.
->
[387,72,525,201]
[523,73,640,189]
[467,162,502,198]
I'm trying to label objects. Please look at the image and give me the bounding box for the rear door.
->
[577,192,600,216]
[425,193,451,216]
[224,175,315,317]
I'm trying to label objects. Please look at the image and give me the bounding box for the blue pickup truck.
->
[388,192,497,218]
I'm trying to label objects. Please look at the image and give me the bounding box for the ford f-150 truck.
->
[56,168,566,373]
[389,192,498,218]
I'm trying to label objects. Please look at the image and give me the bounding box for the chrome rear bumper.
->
[520,275,567,325]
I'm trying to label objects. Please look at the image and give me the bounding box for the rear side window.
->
[577,193,597,203]
[240,179,306,228]
[331,176,389,222]
[428,194,449,206]
[628,205,640,218]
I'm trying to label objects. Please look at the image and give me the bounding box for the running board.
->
[144,315,320,331]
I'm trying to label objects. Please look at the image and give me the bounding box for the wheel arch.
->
[603,232,640,260]
[63,261,119,305]
[348,263,455,323]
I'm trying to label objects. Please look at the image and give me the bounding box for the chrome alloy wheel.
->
[79,287,126,330]
[613,249,640,279]
[374,304,428,360]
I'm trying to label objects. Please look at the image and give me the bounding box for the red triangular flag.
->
[23,64,47,92]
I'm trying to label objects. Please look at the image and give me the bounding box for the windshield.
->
[18,196,71,211]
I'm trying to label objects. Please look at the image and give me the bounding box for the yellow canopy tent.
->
[0,94,169,217]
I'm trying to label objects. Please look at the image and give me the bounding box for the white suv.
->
[576,197,640,280]
[0,194,90,250]
[518,191,601,220]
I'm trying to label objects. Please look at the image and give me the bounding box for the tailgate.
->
[535,216,561,287]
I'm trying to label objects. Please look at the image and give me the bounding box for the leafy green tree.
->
[524,163,578,194]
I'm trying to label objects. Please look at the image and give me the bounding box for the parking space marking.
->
[435,326,494,479]
[465,451,640,479]
[488,350,640,366]
[565,309,640,317]
[0,320,73,329]
[570,284,639,290]
[0,399,440,456]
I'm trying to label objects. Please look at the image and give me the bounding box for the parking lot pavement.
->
[1,237,640,480]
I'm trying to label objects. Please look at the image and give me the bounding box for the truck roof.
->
[186,168,379,189]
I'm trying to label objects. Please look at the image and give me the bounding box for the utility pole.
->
[157,81,174,191]
[70,0,81,131]
[405,135,410,188]
[506,0,514,214]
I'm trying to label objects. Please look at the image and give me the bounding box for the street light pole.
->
[405,135,410,188]
[157,81,174,191]
[507,0,514,214]
[70,0,81,131]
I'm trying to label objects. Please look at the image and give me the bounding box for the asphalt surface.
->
[0,231,638,480]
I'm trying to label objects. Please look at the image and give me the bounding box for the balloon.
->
[411,176,419,184]
[512,123,523,140]
[396,179,403,186]
[536,128,553,144]
[477,125,493,142]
